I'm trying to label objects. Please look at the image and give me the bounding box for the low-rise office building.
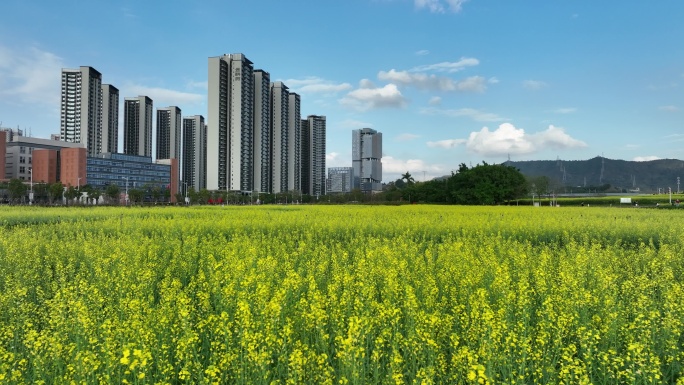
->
[86,153,178,202]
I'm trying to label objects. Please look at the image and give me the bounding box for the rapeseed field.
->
[0,205,682,384]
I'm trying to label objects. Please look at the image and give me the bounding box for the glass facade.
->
[86,153,171,190]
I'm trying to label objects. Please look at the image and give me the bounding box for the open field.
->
[1,205,683,384]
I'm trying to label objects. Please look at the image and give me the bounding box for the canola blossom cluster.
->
[0,205,683,384]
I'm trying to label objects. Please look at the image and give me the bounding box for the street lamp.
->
[77,177,82,191]
[183,182,188,204]
[29,168,33,205]
[123,177,129,205]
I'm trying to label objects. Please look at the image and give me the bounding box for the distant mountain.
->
[503,157,684,193]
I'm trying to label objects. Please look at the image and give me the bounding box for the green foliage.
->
[48,182,64,205]
[105,184,121,204]
[7,178,27,204]
[449,162,528,204]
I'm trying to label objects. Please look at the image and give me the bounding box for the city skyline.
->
[1,1,683,183]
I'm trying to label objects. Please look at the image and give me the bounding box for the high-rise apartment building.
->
[101,84,119,154]
[253,70,271,193]
[270,82,289,193]
[182,115,207,190]
[301,115,326,196]
[352,128,383,192]
[156,106,182,161]
[60,66,102,156]
[207,53,255,191]
[288,93,301,192]
[123,96,153,157]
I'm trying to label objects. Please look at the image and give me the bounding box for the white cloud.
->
[186,80,208,90]
[336,119,374,129]
[410,57,479,73]
[0,44,64,105]
[488,77,499,84]
[415,49,430,56]
[554,107,577,114]
[429,96,442,105]
[625,144,640,149]
[282,76,352,94]
[427,139,467,148]
[124,83,204,106]
[382,155,446,181]
[421,107,507,122]
[456,76,487,92]
[415,0,468,13]
[466,123,587,156]
[633,156,662,162]
[523,80,548,90]
[659,105,679,112]
[378,70,486,92]
[339,81,407,111]
[326,152,339,161]
[396,133,420,141]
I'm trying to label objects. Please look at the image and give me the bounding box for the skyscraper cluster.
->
[207,53,326,194]
[59,66,206,191]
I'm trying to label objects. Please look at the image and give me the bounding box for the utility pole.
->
[678,177,681,194]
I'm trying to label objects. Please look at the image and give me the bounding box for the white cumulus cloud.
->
[378,70,486,92]
[339,81,407,111]
[465,123,587,156]
[382,155,446,181]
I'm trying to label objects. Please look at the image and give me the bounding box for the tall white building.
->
[270,82,289,193]
[352,128,383,192]
[207,53,255,191]
[60,66,102,156]
[123,96,153,157]
[182,115,207,190]
[156,106,182,161]
[101,84,119,154]
[301,115,326,196]
[253,70,271,193]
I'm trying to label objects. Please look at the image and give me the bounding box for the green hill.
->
[503,157,684,193]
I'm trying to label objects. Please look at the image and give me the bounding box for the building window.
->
[19,156,26,164]
[19,166,25,173]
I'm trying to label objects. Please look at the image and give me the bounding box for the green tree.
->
[106,184,121,205]
[128,188,144,205]
[64,186,79,205]
[8,178,27,204]
[449,162,528,205]
[174,192,185,205]
[401,172,415,185]
[151,186,162,204]
[48,182,64,205]
[198,188,210,204]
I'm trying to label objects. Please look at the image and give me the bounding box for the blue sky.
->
[1,0,682,182]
